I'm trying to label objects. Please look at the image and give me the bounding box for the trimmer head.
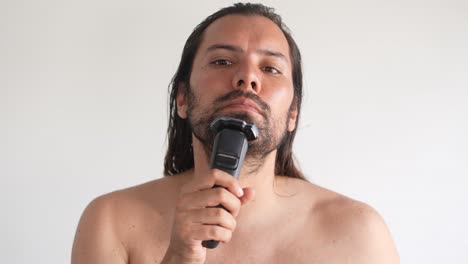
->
[209,116,259,141]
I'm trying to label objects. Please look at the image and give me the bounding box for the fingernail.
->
[237,186,244,197]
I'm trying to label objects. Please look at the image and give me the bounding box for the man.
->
[72,3,399,264]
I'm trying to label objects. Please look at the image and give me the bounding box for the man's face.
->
[178,15,298,159]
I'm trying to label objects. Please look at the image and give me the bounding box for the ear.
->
[176,83,188,119]
[287,100,298,132]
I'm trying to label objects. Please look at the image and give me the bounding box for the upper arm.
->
[71,195,128,264]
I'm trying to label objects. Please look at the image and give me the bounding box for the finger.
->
[190,207,237,231]
[211,169,244,197]
[178,188,242,216]
[191,224,233,243]
[180,169,243,198]
[180,176,215,194]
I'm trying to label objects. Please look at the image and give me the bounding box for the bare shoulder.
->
[311,183,399,263]
[71,173,189,264]
[277,177,399,263]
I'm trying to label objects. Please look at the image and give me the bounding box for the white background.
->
[2,0,467,263]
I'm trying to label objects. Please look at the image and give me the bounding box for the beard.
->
[186,88,291,172]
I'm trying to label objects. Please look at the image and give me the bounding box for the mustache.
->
[213,90,271,115]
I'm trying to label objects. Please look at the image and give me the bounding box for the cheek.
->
[263,84,294,110]
[190,66,231,94]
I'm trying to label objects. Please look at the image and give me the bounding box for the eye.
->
[211,59,233,66]
[263,66,281,74]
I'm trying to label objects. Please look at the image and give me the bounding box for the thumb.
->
[239,187,255,205]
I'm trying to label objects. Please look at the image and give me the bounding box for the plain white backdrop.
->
[2,0,467,263]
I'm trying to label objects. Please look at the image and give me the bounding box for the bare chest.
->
[127,220,343,264]
[203,231,341,264]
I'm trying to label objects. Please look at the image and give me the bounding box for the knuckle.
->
[224,231,233,242]
[207,226,220,238]
[213,208,225,218]
[213,188,227,202]
[234,195,241,207]
[228,180,238,189]
[229,217,237,230]
[215,187,225,196]
[210,171,221,183]
[229,203,240,217]
[213,169,230,183]
[207,208,223,219]
[212,169,222,178]
[206,177,216,188]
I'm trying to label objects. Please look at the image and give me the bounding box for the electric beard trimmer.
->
[201,117,259,249]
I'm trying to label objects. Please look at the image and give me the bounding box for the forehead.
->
[197,14,291,59]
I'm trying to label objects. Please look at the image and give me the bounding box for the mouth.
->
[222,98,264,116]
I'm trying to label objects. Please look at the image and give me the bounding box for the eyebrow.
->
[205,43,289,63]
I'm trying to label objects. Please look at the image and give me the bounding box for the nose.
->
[232,63,261,94]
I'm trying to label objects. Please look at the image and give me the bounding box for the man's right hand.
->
[161,169,255,264]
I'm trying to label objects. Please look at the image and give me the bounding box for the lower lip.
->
[224,104,261,114]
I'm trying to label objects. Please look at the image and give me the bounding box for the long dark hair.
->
[164,3,306,181]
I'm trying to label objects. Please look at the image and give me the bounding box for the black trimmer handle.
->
[201,117,258,249]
